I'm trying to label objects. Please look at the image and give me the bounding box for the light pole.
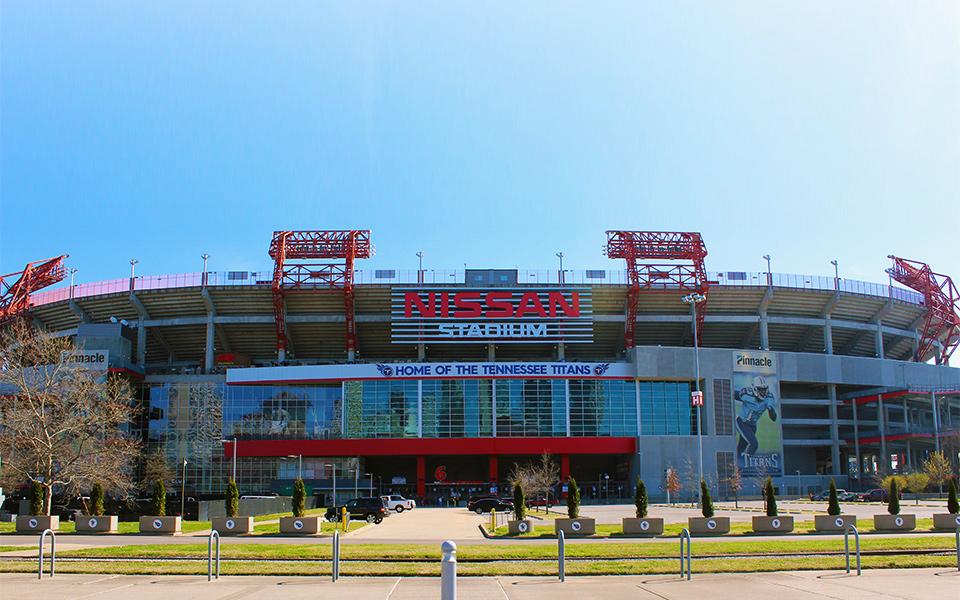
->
[201,253,210,286]
[324,463,337,507]
[796,470,802,499]
[354,464,359,497]
[830,260,839,291]
[681,292,707,494]
[556,252,564,285]
[69,268,78,299]
[181,459,188,518]
[365,472,374,496]
[286,454,302,480]
[416,252,424,285]
[762,254,771,287]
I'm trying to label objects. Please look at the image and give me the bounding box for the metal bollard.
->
[679,528,691,580]
[332,529,340,582]
[844,524,860,576]
[38,529,56,579]
[490,508,496,531]
[441,540,457,600]
[207,529,220,581]
[558,529,565,582]
[955,526,959,572]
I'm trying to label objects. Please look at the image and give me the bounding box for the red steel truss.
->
[604,231,709,348]
[886,256,960,364]
[268,231,372,359]
[0,255,68,327]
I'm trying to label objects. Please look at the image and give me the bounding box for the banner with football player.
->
[732,351,783,477]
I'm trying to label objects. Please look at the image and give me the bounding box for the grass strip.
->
[56,535,956,561]
[0,554,953,576]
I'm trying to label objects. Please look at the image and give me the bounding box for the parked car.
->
[857,488,898,502]
[838,491,859,501]
[811,489,857,502]
[469,497,514,514]
[380,494,416,512]
[325,497,389,524]
[466,494,498,511]
[50,504,82,522]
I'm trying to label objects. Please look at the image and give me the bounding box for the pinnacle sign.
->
[391,288,593,343]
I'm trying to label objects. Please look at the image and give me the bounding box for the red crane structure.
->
[0,255,68,327]
[886,255,960,364]
[269,230,372,361]
[604,231,710,349]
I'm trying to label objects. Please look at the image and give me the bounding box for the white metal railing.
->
[31,268,924,307]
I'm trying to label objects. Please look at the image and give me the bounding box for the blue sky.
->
[2,2,958,287]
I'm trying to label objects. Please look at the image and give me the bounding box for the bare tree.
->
[665,467,682,505]
[726,466,743,508]
[0,321,140,514]
[924,451,952,495]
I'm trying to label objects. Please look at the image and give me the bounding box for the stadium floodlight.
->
[763,255,772,286]
[129,259,139,279]
[681,292,707,500]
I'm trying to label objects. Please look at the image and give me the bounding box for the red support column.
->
[416,455,426,500]
[560,454,570,480]
[488,456,498,483]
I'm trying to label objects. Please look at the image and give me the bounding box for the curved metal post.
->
[207,529,220,581]
[558,529,565,582]
[332,529,340,582]
[679,528,691,580]
[38,529,56,579]
[843,524,860,575]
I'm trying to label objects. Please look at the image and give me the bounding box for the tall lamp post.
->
[180,459,188,518]
[762,254,772,287]
[681,292,707,495]
[830,260,839,291]
[365,472,374,496]
[201,253,210,286]
[285,454,302,480]
[556,252,564,285]
[324,463,337,507]
[354,464,359,497]
[220,438,238,481]
[416,251,424,285]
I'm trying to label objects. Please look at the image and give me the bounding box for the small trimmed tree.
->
[634,478,648,518]
[566,477,580,519]
[90,482,105,516]
[700,480,714,518]
[150,479,166,516]
[948,478,959,514]
[292,479,306,517]
[904,472,929,506]
[887,478,900,515]
[512,482,526,521]
[764,477,778,517]
[827,478,841,516]
[30,481,43,516]
[225,479,239,518]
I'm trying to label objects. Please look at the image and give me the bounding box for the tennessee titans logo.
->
[375,363,393,377]
[594,363,611,376]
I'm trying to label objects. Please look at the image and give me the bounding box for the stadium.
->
[4,230,959,504]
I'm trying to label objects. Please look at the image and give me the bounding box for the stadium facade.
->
[15,230,960,503]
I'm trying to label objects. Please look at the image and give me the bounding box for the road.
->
[1,568,957,599]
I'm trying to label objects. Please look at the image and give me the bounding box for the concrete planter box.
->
[16,515,59,534]
[688,516,730,535]
[212,516,253,535]
[751,515,794,533]
[814,514,856,532]
[75,515,118,533]
[279,516,322,535]
[873,514,915,531]
[139,516,181,534]
[507,519,534,535]
[932,513,960,530]
[622,517,664,536]
[554,518,595,536]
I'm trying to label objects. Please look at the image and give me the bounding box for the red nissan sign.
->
[391,288,593,344]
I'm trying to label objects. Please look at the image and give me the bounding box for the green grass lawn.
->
[1,553,953,577]
[56,535,956,561]
[488,518,937,538]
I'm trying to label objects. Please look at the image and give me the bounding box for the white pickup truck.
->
[380,494,416,512]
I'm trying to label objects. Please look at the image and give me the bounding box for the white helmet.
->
[752,376,769,396]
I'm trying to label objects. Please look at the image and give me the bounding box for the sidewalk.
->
[2,568,957,599]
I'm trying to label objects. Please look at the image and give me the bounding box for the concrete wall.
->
[198,495,317,520]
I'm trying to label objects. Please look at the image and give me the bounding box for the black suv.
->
[325,497,389,524]
[469,496,513,514]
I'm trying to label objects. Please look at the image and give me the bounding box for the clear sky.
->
[2,2,958,288]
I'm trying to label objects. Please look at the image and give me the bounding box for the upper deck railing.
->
[29,268,924,307]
